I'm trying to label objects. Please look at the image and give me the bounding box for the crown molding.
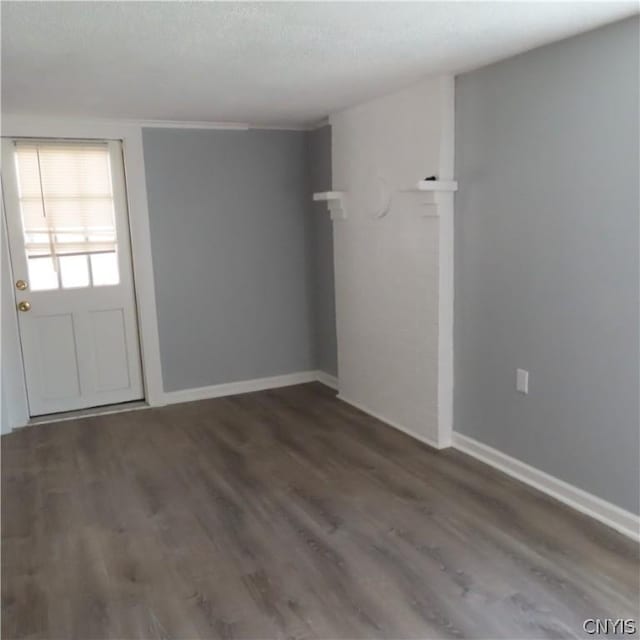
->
[0,113,321,133]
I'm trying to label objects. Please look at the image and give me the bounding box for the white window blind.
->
[14,141,117,258]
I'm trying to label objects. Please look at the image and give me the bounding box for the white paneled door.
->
[2,139,144,416]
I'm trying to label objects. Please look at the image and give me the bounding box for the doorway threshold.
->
[28,400,149,427]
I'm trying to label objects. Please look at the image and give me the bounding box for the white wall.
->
[1,216,29,434]
[330,76,454,447]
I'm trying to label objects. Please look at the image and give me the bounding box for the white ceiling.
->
[2,1,637,127]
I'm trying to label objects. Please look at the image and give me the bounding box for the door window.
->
[13,142,121,291]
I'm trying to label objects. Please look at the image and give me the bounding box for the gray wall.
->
[307,125,338,377]
[454,17,639,513]
[143,128,316,392]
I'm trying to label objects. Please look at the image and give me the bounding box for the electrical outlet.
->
[516,369,529,394]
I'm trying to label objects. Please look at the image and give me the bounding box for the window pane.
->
[26,232,50,245]
[14,142,119,263]
[55,233,86,243]
[27,257,58,291]
[59,255,89,289]
[90,252,119,286]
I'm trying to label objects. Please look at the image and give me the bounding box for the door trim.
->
[1,115,165,430]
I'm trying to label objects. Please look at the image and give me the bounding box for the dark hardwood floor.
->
[2,383,638,639]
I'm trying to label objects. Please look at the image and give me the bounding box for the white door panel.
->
[2,139,144,416]
[31,313,81,400]
[89,309,131,391]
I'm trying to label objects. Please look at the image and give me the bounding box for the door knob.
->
[16,279,28,291]
[17,301,31,312]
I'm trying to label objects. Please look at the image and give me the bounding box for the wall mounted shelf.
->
[410,180,458,216]
[312,191,347,220]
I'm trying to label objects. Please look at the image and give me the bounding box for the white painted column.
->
[324,75,457,449]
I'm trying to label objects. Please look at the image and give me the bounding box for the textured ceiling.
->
[2,1,637,126]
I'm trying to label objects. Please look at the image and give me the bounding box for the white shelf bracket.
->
[411,180,458,217]
[312,191,347,220]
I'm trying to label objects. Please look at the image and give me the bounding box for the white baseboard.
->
[163,370,339,405]
[336,394,444,450]
[163,371,319,404]
[453,432,640,542]
[315,370,339,390]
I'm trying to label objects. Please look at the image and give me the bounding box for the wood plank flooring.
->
[2,382,638,639]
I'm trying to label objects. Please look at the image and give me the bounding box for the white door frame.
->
[1,115,164,429]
